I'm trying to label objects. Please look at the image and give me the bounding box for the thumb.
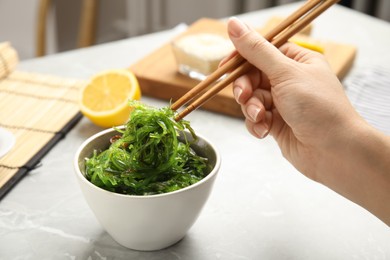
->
[227,17,288,75]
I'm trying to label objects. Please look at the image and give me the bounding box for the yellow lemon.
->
[80,69,141,128]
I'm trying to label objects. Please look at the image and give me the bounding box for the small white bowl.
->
[74,127,220,251]
[0,127,15,158]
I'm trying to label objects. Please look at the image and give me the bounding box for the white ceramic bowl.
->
[74,127,220,251]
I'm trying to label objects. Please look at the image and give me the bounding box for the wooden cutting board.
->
[130,18,356,118]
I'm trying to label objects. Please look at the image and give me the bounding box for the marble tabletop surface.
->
[1,3,390,260]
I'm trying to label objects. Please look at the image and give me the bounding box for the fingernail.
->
[247,105,260,122]
[253,124,268,138]
[228,17,249,38]
[233,87,242,102]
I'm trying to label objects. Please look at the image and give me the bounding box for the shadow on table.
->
[82,232,207,259]
[75,118,105,139]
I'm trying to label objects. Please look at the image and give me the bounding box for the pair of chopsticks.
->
[171,0,340,121]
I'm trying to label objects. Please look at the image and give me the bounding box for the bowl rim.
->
[74,126,221,199]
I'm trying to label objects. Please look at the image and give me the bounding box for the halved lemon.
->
[79,69,141,128]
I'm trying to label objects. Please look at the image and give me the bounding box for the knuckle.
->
[248,36,269,53]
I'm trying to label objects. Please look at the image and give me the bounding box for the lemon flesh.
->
[79,69,141,128]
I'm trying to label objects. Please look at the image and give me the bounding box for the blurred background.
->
[1,0,389,60]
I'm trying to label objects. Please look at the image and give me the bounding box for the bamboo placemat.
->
[0,43,85,198]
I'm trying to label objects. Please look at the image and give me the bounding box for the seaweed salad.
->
[84,101,208,195]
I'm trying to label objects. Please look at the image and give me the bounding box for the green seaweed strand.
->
[84,101,208,195]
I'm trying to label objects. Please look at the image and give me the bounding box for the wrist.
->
[318,116,390,225]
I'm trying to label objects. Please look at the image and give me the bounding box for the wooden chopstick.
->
[172,0,340,121]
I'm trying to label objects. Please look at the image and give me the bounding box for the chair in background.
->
[35,0,98,57]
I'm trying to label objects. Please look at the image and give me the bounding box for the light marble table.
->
[1,3,390,259]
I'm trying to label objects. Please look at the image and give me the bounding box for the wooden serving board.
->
[130,18,356,118]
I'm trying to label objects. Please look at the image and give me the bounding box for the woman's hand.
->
[226,17,360,179]
[226,17,390,225]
